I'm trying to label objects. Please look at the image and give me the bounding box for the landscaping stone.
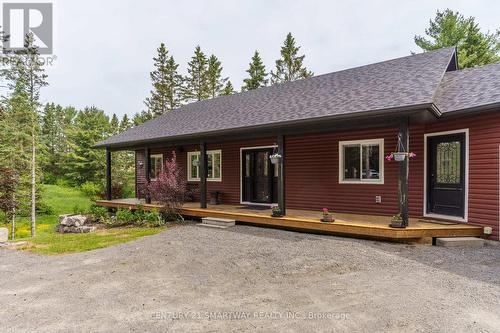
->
[0,227,8,242]
[56,214,95,233]
[59,214,88,227]
[436,237,485,248]
[56,225,96,233]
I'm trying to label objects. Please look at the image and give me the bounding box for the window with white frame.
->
[339,139,384,184]
[150,154,163,180]
[187,150,222,182]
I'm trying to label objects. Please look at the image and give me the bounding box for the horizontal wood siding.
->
[134,111,500,240]
[285,127,399,215]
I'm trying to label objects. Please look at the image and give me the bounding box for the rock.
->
[59,214,88,227]
[0,227,8,242]
[56,225,96,234]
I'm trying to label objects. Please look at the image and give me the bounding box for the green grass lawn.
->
[2,184,165,255]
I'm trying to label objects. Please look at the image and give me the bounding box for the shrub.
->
[146,151,186,221]
[81,181,102,199]
[72,204,88,215]
[115,208,136,224]
[36,200,54,215]
[142,209,164,227]
[89,204,108,223]
[98,182,125,200]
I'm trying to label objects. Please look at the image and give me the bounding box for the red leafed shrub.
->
[146,151,186,219]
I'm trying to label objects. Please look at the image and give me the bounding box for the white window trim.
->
[423,129,469,223]
[338,138,385,185]
[187,150,222,182]
[150,154,163,181]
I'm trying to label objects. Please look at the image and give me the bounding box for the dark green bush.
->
[89,204,108,223]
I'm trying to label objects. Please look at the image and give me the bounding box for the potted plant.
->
[321,208,335,222]
[390,213,404,228]
[271,205,283,217]
[269,153,282,165]
[385,152,416,162]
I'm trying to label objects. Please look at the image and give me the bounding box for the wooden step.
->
[200,217,235,228]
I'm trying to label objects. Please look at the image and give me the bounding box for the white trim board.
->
[423,129,469,223]
[239,145,277,206]
[338,138,385,185]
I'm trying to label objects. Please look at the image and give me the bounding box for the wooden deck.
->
[95,199,483,241]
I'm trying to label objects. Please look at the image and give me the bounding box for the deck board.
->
[95,199,482,240]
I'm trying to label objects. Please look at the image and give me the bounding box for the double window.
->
[187,150,222,182]
[150,154,163,180]
[339,139,384,184]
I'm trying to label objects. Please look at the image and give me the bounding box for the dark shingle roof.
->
[434,62,500,113]
[97,47,457,148]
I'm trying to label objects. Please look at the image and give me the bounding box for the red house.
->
[96,47,500,241]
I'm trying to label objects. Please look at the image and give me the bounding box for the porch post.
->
[145,147,151,204]
[199,142,207,208]
[277,134,286,215]
[398,117,409,227]
[106,148,112,200]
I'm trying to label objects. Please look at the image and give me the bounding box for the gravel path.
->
[1,224,499,332]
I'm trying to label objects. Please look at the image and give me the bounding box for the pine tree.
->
[270,33,313,84]
[110,113,119,135]
[65,107,110,185]
[183,46,209,102]
[120,114,131,132]
[132,111,153,126]
[242,51,268,91]
[144,43,183,117]
[206,54,228,98]
[3,33,48,237]
[415,9,500,68]
[221,80,235,96]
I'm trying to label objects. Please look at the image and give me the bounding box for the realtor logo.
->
[2,2,53,54]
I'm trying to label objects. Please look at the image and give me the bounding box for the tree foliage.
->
[242,51,268,91]
[144,43,183,117]
[271,33,313,84]
[206,54,228,98]
[183,45,209,102]
[415,9,500,68]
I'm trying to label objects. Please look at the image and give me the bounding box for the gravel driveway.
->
[1,224,499,332]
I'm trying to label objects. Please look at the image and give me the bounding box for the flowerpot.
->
[270,157,280,165]
[272,212,283,217]
[321,215,335,223]
[389,218,404,228]
[393,152,406,162]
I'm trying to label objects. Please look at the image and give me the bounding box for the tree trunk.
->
[11,207,15,241]
[31,127,36,237]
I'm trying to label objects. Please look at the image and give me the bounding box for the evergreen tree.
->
[183,46,209,102]
[144,43,183,117]
[221,80,235,96]
[120,114,131,132]
[415,9,500,68]
[3,33,48,237]
[65,107,110,185]
[206,54,227,98]
[270,33,313,84]
[132,111,153,126]
[110,113,119,135]
[242,51,268,91]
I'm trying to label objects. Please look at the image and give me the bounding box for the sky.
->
[31,0,500,118]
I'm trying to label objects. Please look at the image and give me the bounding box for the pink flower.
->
[408,152,416,158]
[385,153,394,161]
[322,208,329,212]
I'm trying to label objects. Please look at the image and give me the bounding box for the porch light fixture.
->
[138,161,144,168]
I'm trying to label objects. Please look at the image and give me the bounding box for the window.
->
[150,154,163,180]
[339,139,384,184]
[187,150,222,182]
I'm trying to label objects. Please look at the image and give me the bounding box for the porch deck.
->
[95,199,483,241]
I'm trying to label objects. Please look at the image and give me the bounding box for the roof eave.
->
[94,103,437,150]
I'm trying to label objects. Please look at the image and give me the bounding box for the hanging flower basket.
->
[385,152,416,162]
[269,153,282,165]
